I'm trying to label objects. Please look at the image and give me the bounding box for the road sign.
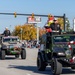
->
[27,16,41,23]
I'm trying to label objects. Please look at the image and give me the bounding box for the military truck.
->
[0,36,26,60]
[37,31,75,75]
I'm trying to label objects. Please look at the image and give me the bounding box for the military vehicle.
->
[0,36,26,60]
[37,31,75,75]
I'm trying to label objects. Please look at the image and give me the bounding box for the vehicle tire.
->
[1,50,5,60]
[21,49,26,59]
[15,54,19,58]
[71,66,75,69]
[37,55,46,71]
[51,58,62,75]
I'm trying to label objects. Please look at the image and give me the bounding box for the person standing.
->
[50,19,62,34]
[3,27,11,36]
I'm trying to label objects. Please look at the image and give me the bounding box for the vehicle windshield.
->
[53,35,75,43]
[3,38,19,42]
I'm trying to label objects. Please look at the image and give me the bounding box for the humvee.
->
[37,31,75,75]
[0,36,26,60]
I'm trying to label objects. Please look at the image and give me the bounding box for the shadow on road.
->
[0,56,22,60]
[0,57,15,60]
[8,65,52,75]
[62,68,75,74]
[8,65,75,75]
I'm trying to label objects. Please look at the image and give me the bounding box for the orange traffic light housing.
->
[32,13,34,18]
[48,14,52,19]
[14,12,17,18]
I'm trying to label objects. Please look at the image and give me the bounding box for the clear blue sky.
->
[0,0,75,33]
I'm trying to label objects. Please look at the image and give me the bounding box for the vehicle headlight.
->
[7,46,9,48]
[65,50,72,59]
[58,52,65,56]
[9,45,14,49]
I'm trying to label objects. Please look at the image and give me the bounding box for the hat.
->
[44,24,50,29]
[5,27,8,30]
[53,18,57,21]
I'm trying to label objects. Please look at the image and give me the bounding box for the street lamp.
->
[36,25,40,44]
[9,25,11,32]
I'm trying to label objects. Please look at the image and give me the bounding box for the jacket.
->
[50,23,62,34]
[3,30,11,36]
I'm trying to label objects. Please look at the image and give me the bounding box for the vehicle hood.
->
[2,42,22,47]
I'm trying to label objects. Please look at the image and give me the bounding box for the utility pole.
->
[10,25,11,32]
[63,14,66,31]
[21,28,23,40]
[36,25,39,44]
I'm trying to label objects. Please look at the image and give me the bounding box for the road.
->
[0,48,75,75]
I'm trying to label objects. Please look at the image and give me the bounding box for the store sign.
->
[27,16,41,23]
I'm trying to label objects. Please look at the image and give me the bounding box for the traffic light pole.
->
[0,12,66,31]
[0,12,65,17]
[0,12,66,44]
[63,14,66,31]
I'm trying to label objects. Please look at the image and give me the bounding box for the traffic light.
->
[32,13,34,18]
[48,14,52,20]
[14,12,17,18]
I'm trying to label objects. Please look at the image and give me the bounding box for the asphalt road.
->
[0,48,75,75]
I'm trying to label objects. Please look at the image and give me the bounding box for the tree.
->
[65,18,70,31]
[13,24,37,40]
[57,17,70,31]
[57,18,64,30]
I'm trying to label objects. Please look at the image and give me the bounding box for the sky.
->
[0,0,75,33]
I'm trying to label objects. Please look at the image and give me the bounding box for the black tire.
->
[1,50,5,60]
[37,55,46,71]
[71,66,75,69]
[51,58,62,75]
[15,54,19,58]
[21,49,26,59]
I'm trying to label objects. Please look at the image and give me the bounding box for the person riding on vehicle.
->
[50,19,62,34]
[44,16,62,34]
[2,27,11,36]
[44,18,62,50]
